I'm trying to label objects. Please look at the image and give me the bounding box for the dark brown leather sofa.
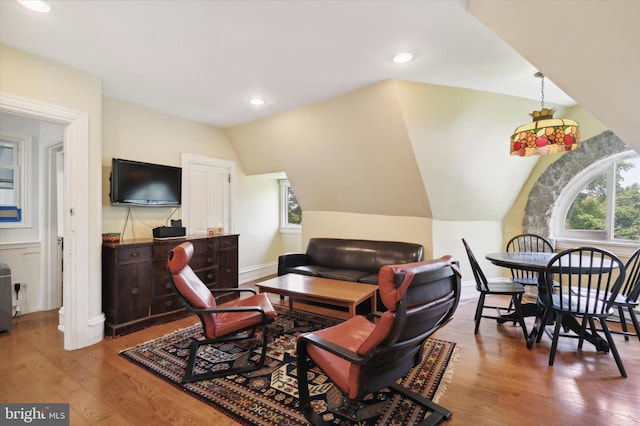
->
[277,237,424,284]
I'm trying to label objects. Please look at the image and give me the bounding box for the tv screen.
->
[110,158,182,207]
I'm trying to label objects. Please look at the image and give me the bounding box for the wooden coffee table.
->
[256,274,378,318]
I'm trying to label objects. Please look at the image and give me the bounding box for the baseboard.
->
[460,280,477,300]
[239,261,278,285]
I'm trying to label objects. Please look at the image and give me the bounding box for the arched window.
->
[552,151,640,243]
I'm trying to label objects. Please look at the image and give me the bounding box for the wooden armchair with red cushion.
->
[296,256,461,426]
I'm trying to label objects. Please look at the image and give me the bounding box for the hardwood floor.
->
[1,292,638,425]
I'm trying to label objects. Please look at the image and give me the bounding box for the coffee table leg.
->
[288,296,293,312]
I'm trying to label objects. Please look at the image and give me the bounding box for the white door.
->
[181,154,235,236]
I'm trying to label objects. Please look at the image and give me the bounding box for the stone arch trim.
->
[523,131,629,238]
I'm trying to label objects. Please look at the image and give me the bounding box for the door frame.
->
[1,92,92,350]
[41,140,64,311]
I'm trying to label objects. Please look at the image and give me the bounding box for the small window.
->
[279,179,301,233]
[0,132,30,226]
[561,153,640,241]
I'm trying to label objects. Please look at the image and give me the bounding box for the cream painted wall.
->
[0,44,103,336]
[101,96,288,274]
[432,219,503,284]
[226,80,431,218]
[301,211,433,259]
[396,79,558,221]
[102,96,237,238]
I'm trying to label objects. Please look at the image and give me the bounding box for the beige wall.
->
[301,211,433,258]
[101,96,293,273]
[226,78,609,283]
[0,44,103,328]
[226,80,431,218]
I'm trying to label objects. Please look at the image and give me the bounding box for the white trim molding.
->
[1,92,97,350]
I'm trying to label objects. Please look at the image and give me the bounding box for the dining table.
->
[485,251,554,347]
[485,251,617,351]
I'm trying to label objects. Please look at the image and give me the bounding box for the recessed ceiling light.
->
[17,0,51,13]
[249,98,265,106]
[392,52,414,64]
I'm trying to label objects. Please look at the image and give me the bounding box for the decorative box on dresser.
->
[102,234,239,337]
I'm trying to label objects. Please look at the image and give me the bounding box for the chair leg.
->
[629,307,640,341]
[296,340,329,425]
[181,324,270,383]
[618,306,630,341]
[577,316,591,350]
[535,307,551,344]
[474,293,486,334]
[599,319,627,377]
[512,295,528,340]
[548,313,564,366]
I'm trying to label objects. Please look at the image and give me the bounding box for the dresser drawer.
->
[151,293,182,315]
[218,235,238,249]
[190,251,217,270]
[152,240,185,261]
[153,277,174,297]
[197,267,217,285]
[117,246,152,263]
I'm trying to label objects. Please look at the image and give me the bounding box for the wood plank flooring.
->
[1,291,638,425]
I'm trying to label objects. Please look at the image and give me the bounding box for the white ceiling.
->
[0,0,576,128]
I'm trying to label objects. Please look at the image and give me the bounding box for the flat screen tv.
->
[110,158,182,207]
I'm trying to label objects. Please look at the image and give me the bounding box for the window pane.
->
[287,186,302,225]
[0,167,14,189]
[0,144,14,163]
[565,173,607,231]
[613,156,640,240]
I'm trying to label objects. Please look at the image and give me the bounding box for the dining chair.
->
[167,242,278,383]
[540,247,627,377]
[462,238,528,339]
[505,233,554,286]
[296,256,461,426]
[603,247,640,341]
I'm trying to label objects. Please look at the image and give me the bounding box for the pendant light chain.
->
[536,71,545,110]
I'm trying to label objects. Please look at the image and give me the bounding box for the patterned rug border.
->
[119,307,459,425]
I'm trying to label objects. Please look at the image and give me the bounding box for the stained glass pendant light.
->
[510,72,580,156]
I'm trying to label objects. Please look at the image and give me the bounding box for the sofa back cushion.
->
[306,238,424,274]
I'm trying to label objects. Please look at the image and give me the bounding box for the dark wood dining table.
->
[485,251,617,350]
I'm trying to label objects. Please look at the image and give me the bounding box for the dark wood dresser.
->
[102,234,239,337]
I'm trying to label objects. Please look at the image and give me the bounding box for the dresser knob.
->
[130,251,139,258]
[165,300,174,307]
[130,288,140,295]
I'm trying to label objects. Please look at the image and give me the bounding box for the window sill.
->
[279,226,301,235]
[554,237,639,258]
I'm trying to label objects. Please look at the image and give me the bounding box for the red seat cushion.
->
[304,312,394,399]
[213,293,277,337]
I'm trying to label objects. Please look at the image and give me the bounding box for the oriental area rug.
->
[120,307,459,425]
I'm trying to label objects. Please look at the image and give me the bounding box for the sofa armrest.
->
[278,253,310,276]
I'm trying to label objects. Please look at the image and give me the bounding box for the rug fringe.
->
[432,345,460,404]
